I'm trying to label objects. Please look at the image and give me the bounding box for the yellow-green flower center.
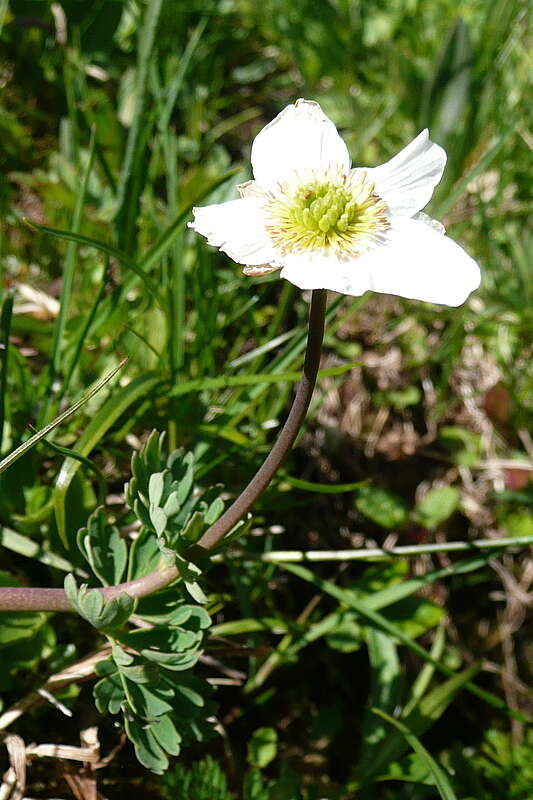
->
[265,172,389,258]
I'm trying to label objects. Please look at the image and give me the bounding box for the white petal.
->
[251,99,351,191]
[189,198,276,266]
[365,130,447,216]
[280,217,480,306]
[414,211,445,234]
[363,218,480,304]
[280,251,371,296]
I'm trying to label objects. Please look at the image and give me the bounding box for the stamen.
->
[264,171,389,258]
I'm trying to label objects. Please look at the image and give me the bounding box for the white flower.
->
[189,99,480,306]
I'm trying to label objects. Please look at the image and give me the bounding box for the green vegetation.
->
[0,0,531,797]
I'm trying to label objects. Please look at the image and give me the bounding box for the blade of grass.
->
[0,0,8,35]
[0,359,127,475]
[0,293,13,456]
[166,360,358,398]
[31,429,107,507]
[357,663,480,784]
[244,604,341,694]
[162,128,180,391]
[115,0,163,253]
[251,281,295,373]
[63,50,80,167]
[212,295,345,438]
[370,708,458,800]
[62,258,109,391]
[23,220,164,305]
[47,127,96,399]
[358,554,498,612]
[0,526,87,577]
[281,476,366,493]
[357,628,400,780]
[277,561,529,723]
[402,622,446,717]
[229,330,296,369]
[158,15,208,132]
[53,373,159,544]
[137,168,242,276]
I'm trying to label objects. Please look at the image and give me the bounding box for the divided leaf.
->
[77,507,128,586]
[64,574,134,630]
[125,432,226,570]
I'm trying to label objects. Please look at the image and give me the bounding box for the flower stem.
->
[0,290,327,612]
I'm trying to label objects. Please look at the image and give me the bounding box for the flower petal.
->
[365,130,447,216]
[251,99,351,191]
[280,217,480,306]
[189,198,277,266]
[280,251,371,296]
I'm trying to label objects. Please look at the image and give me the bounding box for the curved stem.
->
[0,290,327,612]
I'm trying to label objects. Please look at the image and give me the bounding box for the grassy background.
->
[0,0,531,797]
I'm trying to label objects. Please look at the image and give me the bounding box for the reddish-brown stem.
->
[0,290,327,612]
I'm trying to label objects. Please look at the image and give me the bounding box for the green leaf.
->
[127,682,174,719]
[243,769,270,800]
[148,472,165,508]
[94,671,124,715]
[180,511,205,546]
[175,451,195,506]
[150,714,181,757]
[414,487,460,529]
[497,509,533,538]
[124,625,201,654]
[204,496,225,525]
[125,716,169,774]
[150,505,168,537]
[375,385,422,409]
[247,727,278,769]
[119,662,155,685]
[402,623,446,717]
[48,126,96,384]
[96,593,135,630]
[385,597,444,638]
[211,617,290,636]
[439,426,482,467]
[141,650,199,672]
[355,486,409,528]
[127,527,162,580]
[379,751,436,786]
[82,586,104,622]
[0,573,47,648]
